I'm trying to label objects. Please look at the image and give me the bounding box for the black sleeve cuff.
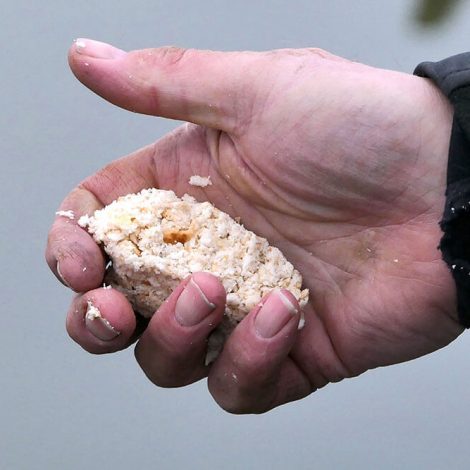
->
[415,53,470,327]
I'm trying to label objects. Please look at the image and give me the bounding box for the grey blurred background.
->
[2,0,470,468]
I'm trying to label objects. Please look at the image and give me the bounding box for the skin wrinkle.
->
[326,307,408,372]
[151,126,280,252]
[254,209,435,288]
[285,355,322,392]
[270,367,312,410]
[169,130,185,190]
[150,46,190,67]
[335,283,459,366]
[309,246,414,289]
[153,127,211,192]
[184,128,225,196]
[216,133,319,221]
[242,201,377,294]
[212,53,266,138]
[133,48,191,120]
[241,206,361,292]
[56,241,87,263]
[245,57,278,130]
[152,129,182,189]
[381,273,449,290]
[323,126,419,206]
[73,185,104,212]
[80,148,159,206]
[187,50,254,134]
[314,263,349,293]
[294,218,452,370]
[264,146,418,224]
[149,142,161,189]
[146,78,163,119]
[310,255,361,281]
[257,206,401,245]
[344,305,454,369]
[199,154,274,238]
[224,74,422,225]
[210,132,269,211]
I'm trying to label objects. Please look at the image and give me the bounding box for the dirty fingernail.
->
[175,277,216,327]
[255,289,298,339]
[85,300,120,341]
[74,38,127,60]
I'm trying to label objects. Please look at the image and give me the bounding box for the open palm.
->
[47,40,461,413]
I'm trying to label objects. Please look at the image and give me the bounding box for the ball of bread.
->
[79,188,308,362]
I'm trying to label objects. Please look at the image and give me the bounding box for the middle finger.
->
[134,272,226,387]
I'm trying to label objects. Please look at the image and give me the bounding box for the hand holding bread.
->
[47,39,460,413]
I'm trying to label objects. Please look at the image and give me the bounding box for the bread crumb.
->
[56,210,75,220]
[79,188,309,361]
[85,300,120,339]
[189,175,212,187]
[78,214,91,226]
[86,300,102,320]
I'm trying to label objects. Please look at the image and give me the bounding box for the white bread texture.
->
[79,188,309,362]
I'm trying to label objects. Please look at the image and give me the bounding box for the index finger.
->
[45,143,158,292]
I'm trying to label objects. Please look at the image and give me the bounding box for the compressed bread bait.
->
[79,188,309,363]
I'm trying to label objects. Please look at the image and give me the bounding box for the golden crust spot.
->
[163,229,193,244]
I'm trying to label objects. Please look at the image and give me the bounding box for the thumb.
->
[69,38,256,132]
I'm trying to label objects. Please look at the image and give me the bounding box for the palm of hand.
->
[150,53,461,385]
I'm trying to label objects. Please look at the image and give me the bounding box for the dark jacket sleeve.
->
[415,53,470,327]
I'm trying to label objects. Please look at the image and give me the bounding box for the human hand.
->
[46,39,462,413]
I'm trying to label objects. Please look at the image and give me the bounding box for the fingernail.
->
[175,277,216,327]
[56,260,71,288]
[74,38,127,60]
[255,289,298,339]
[85,300,120,341]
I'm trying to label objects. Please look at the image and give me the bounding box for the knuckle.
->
[305,47,332,58]
[143,371,179,388]
[140,368,194,388]
[209,383,251,415]
[208,369,275,415]
[304,47,348,63]
[217,398,249,415]
[153,46,192,67]
[211,388,271,415]
[206,342,277,412]
[133,345,193,388]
